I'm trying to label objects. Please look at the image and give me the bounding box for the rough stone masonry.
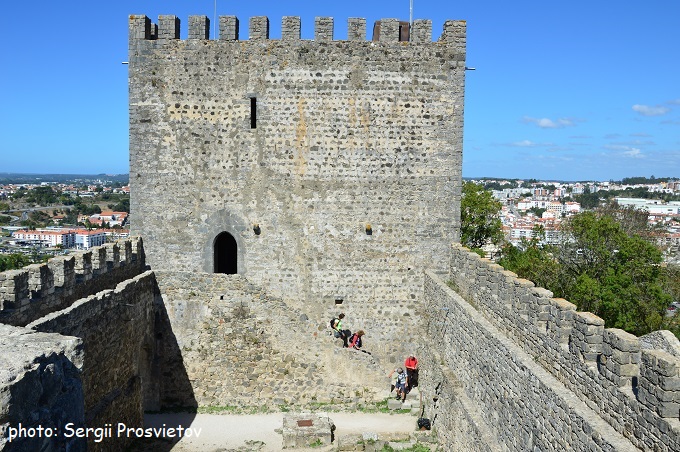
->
[128,15,466,312]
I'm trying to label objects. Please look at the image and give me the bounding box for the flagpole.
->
[214,0,217,38]
[409,0,413,28]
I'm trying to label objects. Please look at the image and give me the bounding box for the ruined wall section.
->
[422,244,680,451]
[129,15,465,307]
[0,238,146,327]
[26,271,155,452]
[152,271,390,410]
[0,325,85,452]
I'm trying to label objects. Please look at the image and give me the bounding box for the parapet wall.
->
[25,270,155,451]
[0,240,151,451]
[420,243,680,451]
[0,238,146,326]
[421,271,635,451]
[129,14,465,44]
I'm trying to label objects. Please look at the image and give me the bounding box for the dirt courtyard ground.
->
[137,411,419,451]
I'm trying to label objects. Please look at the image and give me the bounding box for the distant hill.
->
[0,173,129,185]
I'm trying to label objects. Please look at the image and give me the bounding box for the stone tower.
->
[128,15,466,306]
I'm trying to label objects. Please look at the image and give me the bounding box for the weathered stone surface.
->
[430,245,680,451]
[26,271,155,451]
[2,11,680,452]
[0,238,145,327]
[153,271,389,410]
[640,330,680,357]
[128,15,465,310]
[0,324,85,452]
[282,412,334,448]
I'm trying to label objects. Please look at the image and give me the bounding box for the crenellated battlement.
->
[426,243,680,450]
[128,14,465,45]
[0,237,146,327]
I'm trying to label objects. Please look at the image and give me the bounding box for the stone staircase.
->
[385,386,423,416]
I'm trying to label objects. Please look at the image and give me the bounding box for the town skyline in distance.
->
[1,173,678,185]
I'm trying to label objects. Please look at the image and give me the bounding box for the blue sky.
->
[1,1,678,181]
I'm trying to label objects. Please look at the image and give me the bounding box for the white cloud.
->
[509,140,554,147]
[632,104,670,116]
[603,144,645,158]
[511,140,537,147]
[612,139,655,146]
[623,148,643,158]
[667,99,680,105]
[523,116,575,129]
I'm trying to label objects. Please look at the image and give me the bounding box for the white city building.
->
[12,230,75,248]
[74,230,106,250]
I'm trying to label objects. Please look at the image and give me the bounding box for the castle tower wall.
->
[128,15,465,305]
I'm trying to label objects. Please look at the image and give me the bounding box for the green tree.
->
[0,253,31,271]
[112,196,130,213]
[502,209,670,336]
[574,187,600,209]
[597,201,646,229]
[499,225,559,290]
[558,213,668,334]
[27,210,51,227]
[461,182,503,249]
[24,186,58,206]
[20,220,38,230]
[528,207,546,217]
[11,187,27,200]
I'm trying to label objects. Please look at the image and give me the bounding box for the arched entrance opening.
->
[214,232,238,274]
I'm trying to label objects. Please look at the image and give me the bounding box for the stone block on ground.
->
[363,440,388,452]
[381,432,412,442]
[336,433,363,451]
[282,412,335,448]
[387,399,403,410]
[362,431,379,442]
[387,439,417,450]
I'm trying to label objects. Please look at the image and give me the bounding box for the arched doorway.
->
[214,232,238,274]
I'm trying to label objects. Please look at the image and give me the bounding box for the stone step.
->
[387,399,404,410]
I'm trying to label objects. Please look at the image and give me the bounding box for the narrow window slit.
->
[250,97,257,129]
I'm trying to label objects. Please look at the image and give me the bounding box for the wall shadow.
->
[134,279,198,451]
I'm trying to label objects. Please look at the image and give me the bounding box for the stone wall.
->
[0,325,84,452]
[128,15,465,308]
[418,243,680,451]
[152,271,391,411]
[0,237,145,327]
[423,362,500,452]
[25,271,155,451]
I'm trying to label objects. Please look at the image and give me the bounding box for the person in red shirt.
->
[404,355,419,392]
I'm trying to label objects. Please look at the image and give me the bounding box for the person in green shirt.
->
[331,313,350,347]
